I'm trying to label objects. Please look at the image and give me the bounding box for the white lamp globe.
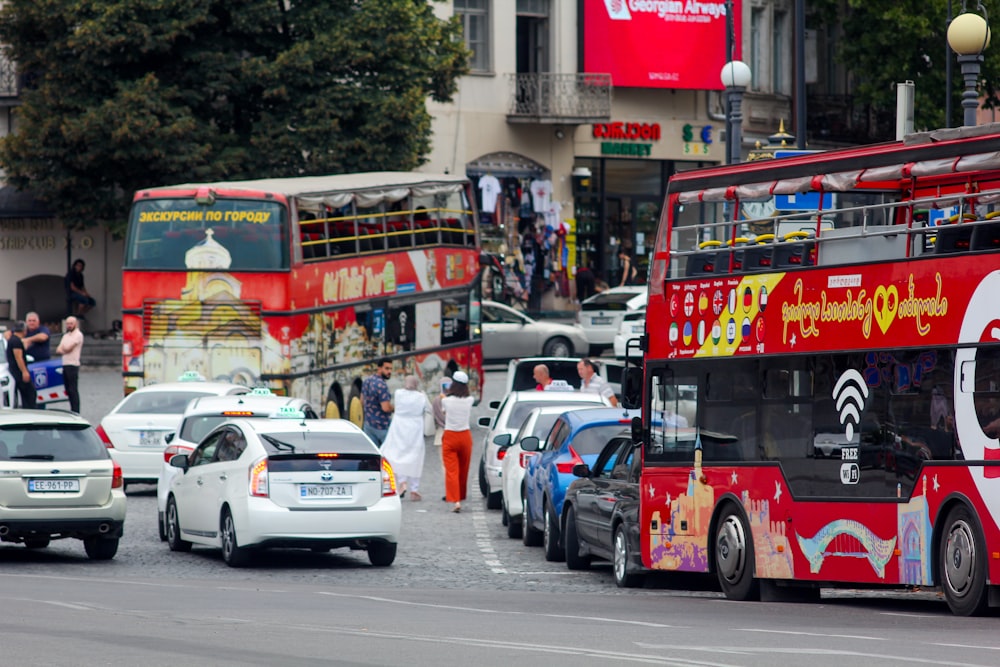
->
[721,60,752,88]
[948,12,991,56]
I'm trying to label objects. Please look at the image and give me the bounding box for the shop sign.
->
[682,123,713,156]
[594,122,659,158]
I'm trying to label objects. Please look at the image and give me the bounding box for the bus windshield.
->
[125,198,289,271]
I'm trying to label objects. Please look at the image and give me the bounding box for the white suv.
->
[576,286,648,355]
[0,409,126,559]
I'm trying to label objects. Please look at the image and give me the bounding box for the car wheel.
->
[478,457,489,497]
[506,500,523,539]
[157,511,167,542]
[220,508,251,567]
[521,491,542,546]
[166,497,192,552]
[564,506,590,571]
[613,524,643,588]
[543,502,564,562]
[83,536,119,561]
[715,504,759,601]
[486,490,503,510]
[501,506,509,526]
[940,504,989,616]
[542,336,572,357]
[368,541,397,566]
[24,536,50,550]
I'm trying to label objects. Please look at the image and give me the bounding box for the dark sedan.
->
[561,431,646,588]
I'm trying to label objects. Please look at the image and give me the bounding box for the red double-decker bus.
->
[122,172,483,418]
[637,124,1000,615]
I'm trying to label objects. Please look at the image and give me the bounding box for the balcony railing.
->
[507,73,612,124]
[0,54,19,99]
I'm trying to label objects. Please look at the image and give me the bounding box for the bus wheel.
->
[940,504,989,616]
[715,505,759,601]
[324,401,341,419]
[348,385,364,428]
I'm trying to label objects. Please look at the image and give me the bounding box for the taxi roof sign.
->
[178,371,206,382]
[270,406,306,420]
[249,387,274,396]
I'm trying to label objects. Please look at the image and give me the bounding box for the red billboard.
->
[583,0,742,90]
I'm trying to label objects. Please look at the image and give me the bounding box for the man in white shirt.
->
[56,316,84,413]
[577,358,618,406]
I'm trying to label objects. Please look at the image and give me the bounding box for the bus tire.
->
[714,504,759,601]
[324,400,341,419]
[348,384,364,428]
[940,504,989,616]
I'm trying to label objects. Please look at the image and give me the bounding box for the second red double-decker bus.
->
[122,172,484,419]
[636,123,1000,615]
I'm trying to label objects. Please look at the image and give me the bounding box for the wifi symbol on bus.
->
[832,369,870,441]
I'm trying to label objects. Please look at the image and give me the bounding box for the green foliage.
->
[0,0,469,236]
[815,0,1000,132]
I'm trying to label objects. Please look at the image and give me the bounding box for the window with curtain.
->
[455,0,491,73]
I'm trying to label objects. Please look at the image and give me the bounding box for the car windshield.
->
[0,425,109,461]
[570,424,632,456]
[519,413,561,442]
[117,391,217,414]
[508,399,601,427]
[581,291,643,311]
[180,415,234,442]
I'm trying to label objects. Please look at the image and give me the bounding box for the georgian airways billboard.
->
[583,0,743,90]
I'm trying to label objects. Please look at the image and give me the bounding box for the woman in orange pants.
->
[441,371,475,513]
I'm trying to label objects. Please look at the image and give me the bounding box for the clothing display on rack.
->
[530,178,552,214]
[478,174,501,214]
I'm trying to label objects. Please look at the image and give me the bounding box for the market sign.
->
[594,121,660,157]
[582,0,741,90]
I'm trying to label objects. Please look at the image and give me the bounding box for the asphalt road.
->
[1,366,998,665]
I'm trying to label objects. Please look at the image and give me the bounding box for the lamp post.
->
[947,7,991,127]
[721,60,752,164]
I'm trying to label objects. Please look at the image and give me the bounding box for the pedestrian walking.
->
[5,321,36,409]
[379,375,431,501]
[441,370,474,513]
[361,357,394,446]
[56,316,84,413]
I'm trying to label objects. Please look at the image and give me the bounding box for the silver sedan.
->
[481,301,589,360]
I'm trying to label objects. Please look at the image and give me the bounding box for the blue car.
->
[521,407,639,562]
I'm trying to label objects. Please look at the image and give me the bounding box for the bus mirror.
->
[622,367,643,409]
[631,416,643,444]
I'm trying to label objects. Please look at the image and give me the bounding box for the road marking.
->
[471,503,507,573]
[737,628,885,641]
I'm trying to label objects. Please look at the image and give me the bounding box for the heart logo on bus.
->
[873,284,898,334]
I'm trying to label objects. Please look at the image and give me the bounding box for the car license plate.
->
[138,431,162,447]
[28,479,80,492]
[300,484,351,498]
[591,316,613,325]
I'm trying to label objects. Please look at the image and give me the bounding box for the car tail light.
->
[381,458,397,496]
[555,446,585,473]
[519,452,537,468]
[111,461,123,489]
[497,448,507,461]
[96,424,113,449]
[249,457,269,497]
[162,444,192,463]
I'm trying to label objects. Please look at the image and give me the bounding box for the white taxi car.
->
[477,390,610,510]
[154,389,319,540]
[164,409,401,567]
[97,372,249,486]
[498,405,571,539]
[0,409,126,559]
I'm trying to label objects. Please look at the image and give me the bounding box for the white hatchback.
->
[477,390,610,509]
[97,373,249,486]
[165,411,401,567]
[498,405,572,538]
[576,286,648,354]
[613,308,646,360]
[155,390,320,541]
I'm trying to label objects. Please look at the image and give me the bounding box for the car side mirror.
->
[572,463,590,478]
[520,436,540,452]
[164,433,175,444]
[169,454,189,470]
[493,433,512,447]
[478,416,492,427]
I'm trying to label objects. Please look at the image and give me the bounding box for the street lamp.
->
[721,60,752,164]
[947,6,991,127]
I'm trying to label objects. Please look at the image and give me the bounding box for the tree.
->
[0,0,469,236]
[811,0,1000,137]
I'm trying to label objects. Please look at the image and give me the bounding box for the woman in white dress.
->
[379,375,431,501]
